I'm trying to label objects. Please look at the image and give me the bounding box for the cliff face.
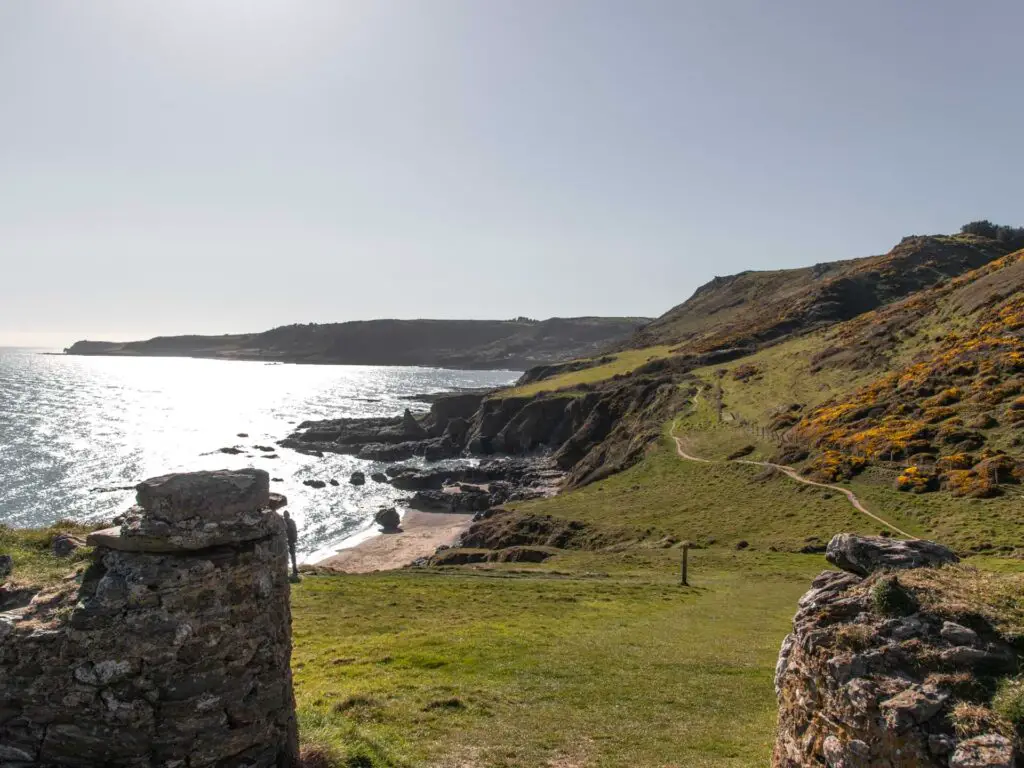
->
[0,469,298,767]
[64,316,649,370]
[774,534,1021,768]
[282,370,692,489]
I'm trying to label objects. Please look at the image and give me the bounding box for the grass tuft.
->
[871,575,919,617]
[950,701,1014,740]
[0,520,98,588]
[993,676,1024,734]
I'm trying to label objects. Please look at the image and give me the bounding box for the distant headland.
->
[64,316,650,370]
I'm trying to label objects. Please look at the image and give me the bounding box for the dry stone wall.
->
[0,469,298,767]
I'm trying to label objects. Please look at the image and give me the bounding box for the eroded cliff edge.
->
[774,533,1022,767]
[281,369,692,492]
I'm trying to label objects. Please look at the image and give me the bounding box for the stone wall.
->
[0,469,298,767]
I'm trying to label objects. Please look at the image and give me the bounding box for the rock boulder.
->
[774,533,1017,767]
[402,408,427,438]
[825,533,959,576]
[51,533,86,558]
[374,507,401,532]
[950,734,1016,768]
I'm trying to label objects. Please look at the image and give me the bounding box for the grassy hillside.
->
[65,316,649,370]
[678,249,1024,506]
[502,233,1024,512]
[508,236,1010,396]
[502,345,675,398]
[618,234,1008,353]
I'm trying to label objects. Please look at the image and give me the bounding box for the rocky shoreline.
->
[278,389,568,563]
[274,357,691,564]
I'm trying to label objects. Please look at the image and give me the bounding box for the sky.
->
[2,1,1023,348]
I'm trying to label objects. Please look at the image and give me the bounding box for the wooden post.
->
[680,543,690,586]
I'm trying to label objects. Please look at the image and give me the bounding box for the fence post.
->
[680,543,690,586]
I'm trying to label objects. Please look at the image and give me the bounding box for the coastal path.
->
[669,422,915,539]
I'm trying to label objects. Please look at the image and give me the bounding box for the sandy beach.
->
[309,509,474,573]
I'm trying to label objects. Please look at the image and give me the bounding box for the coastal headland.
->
[6,227,1024,766]
[64,316,649,370]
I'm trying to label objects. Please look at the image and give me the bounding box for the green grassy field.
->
[291,549,824,768]
[500,346,676,398]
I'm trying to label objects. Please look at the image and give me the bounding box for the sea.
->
[0,348,519,561]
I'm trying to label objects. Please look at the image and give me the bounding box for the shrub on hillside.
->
[1006,407,1024,425]
[731,363,760,382]
[973,455,1023,484]
[802,450,867,482]
[967,412,999,430]
[922,406,958,424]
[936,425,985,451]
[936,453,976,471]
[896,466,938,494]
[941,469,1001,498]
[924,387,964,407]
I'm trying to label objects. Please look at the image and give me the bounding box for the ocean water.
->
[0,348,518,561]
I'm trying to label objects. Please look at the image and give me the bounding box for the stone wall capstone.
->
[0,468,298,767]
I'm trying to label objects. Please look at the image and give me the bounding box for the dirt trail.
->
[670,429,914,539]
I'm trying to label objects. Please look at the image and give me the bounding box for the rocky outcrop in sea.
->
[279,374,689,502]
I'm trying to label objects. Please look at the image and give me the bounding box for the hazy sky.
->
[3,1,1023,347]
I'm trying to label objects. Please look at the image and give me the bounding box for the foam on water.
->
[0,348,518,560]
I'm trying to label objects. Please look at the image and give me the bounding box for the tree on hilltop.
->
[961,220,1024,247]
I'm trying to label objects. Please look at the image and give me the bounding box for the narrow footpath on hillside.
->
[669,425,915,539]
